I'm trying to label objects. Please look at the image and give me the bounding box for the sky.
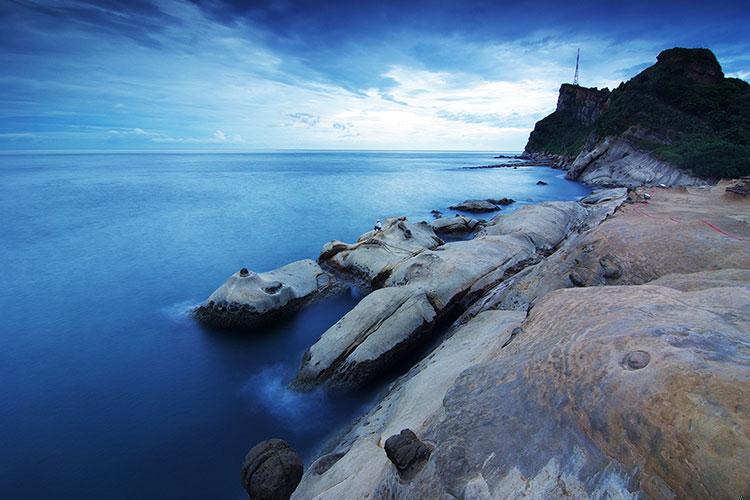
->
[1,0,748,151]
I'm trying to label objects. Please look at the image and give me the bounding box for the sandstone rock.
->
[448,199,499,213]
[579,187,627,204]
[319,217,443,286]
[384,429,432,479]
[296,196,630,390]
[429,215,479,234]
[482,183,750,312]
[241,439,303,500]
[291,310,525,499]
[479,201,589,251]
[568,136,704,187]
[297,282,750,499]
[195,259,332,328]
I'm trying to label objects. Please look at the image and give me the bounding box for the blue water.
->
[0,150,589,499]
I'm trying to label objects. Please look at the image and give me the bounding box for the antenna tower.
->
[573,48,580,85]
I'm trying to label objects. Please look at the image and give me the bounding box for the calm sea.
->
[0,150,589,499]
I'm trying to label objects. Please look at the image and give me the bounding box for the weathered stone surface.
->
[448,199,499,213]
[480,201,589,251]
[483,183,750,312]
[242,439,303,500]
[195,259,332,328]
[429,215,479,234]
[297,197,627,389]
[292,310,524,499]
[568,136,704,187]
[384,429,432,479]
[297,281,750,499]
[319,217,443,285]
[293,286,438,389]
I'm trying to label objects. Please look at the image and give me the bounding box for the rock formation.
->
[525,47,750,184]
[429,215,480,234]
[447,199,499,213]
[318,216,443,286]
[290,182,750,499]
[294,195,627,390]
[241,439,303,500]
[194,259,333,328]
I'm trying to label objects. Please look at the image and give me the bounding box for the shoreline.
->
[218,177,750,498]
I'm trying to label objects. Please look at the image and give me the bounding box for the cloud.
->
[0,0,748,150]
[287,113,321,127]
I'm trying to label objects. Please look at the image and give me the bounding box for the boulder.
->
[319,217,443,286]
[241,439,303,500]
[384,429,432,479]
[429,216,479,234]
[195,259,332,328]
[448,199,499,213]
[536,180,548,185]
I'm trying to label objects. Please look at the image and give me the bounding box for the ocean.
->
[0,150,590,499]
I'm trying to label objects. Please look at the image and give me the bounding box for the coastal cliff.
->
[525,47,750,186]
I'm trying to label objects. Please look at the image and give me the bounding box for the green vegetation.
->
[525,111,593,156]
[528,48,750,179]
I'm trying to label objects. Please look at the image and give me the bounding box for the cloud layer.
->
[1,0,748,150]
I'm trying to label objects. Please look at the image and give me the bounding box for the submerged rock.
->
[241,439,303,500]
[448,199,499,213]
[319,217,443,286]
[194,259,332,328]
[536,180,548,185]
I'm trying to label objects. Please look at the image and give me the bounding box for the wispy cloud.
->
[0,0,747,150]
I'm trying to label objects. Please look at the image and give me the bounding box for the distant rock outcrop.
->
[525,47,750,185]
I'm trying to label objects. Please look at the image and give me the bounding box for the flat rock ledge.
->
[194,259,333,328]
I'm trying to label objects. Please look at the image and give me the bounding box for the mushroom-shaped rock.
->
[241,439,303,500]
[429,216,480,234]
[448,199,499,213]
[384,429,432,479]
[195,259,332,328]
[319,217,443,286]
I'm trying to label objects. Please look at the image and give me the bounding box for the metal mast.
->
[573,48,580,85]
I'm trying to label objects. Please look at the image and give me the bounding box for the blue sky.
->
[1,0,748,150]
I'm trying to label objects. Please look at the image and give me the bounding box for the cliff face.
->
[525,47,750,186]
[555,83,609,126]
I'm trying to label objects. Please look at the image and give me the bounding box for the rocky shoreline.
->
[195,171,750,498]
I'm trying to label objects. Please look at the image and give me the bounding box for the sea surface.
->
[0,150,590,499]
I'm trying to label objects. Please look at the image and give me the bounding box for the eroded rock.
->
[319,217,443,286]
[429,215,480,234]
[241,439,303,500]
[448,199,499,213]
[384,429,432,479]
[195,259,332,328]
